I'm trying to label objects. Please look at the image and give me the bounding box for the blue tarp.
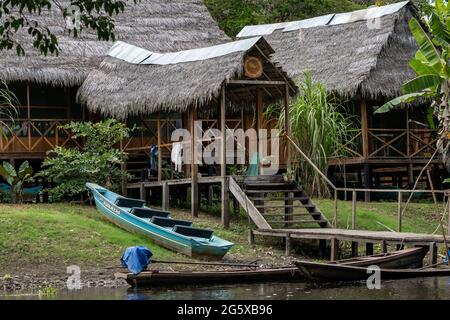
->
[120,246,153,275]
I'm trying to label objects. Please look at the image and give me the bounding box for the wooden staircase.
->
[230,175,331,229]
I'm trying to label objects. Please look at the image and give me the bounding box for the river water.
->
[3,277,450,300]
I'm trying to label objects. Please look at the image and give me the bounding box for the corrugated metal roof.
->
[107,37,262,65]
[330,1,409,25]
[236,1,410,38]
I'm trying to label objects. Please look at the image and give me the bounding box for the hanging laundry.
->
[150,145,158,172]
[171,142,184,172]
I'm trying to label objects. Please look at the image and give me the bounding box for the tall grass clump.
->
[265,72,353,197]
[0,81,18,129]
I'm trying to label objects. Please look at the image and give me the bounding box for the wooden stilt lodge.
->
[77,36,300,227]
[236,1,443,200]
[0,0,229,173]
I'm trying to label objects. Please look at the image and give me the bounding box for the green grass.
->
[0,204,183,270]
[0,199,445,273]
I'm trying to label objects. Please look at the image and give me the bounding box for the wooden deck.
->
[254,228,445,264]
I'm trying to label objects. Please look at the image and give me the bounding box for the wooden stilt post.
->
[285,233,291,256]
[208,185,214,206]
[351,242,359,257]
[381,241,388,253]
[157,112,162,182]
[360,98,370,202]
[120,138,128,197]
[248,229,255,246]
[330,238,339,262]
[427,169,437,204]
[397,191,403,232]
[352,189,357,229]
[139,184,146,202]
[191,106,199,218]
[222,177,230,228]
[220,85,229,228]
[256,88,264,175]
[285,191,293,228]
[319,239,327,258]
[429,242,438,265]
[334,189,338,228]
[284,83,291,170]
[447,196,450,236]
[162,182,169,211]
[366,243,374,256]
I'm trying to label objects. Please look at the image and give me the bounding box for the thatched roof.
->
[77,37,296,118]
[236,1,418,100]
[0,0,229,87]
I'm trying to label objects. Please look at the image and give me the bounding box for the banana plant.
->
[375,0,450,167]
[0,161,33,204]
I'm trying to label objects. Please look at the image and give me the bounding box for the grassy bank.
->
[315,199,445,234]
[0,200,444,275]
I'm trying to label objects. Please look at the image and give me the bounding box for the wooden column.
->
[139,184,146,203]
[361,98,370,202]
[319,239,327,258]
[191,107,199,217]
[26,82,31,150]
[381,241,388,253]
[284,83,291,170]
[157,112,162,182]
[330,238,339,261]
[351,242,359,257]
[352,189,357,229]
[248,229,255,246]
[360,98,369,160]
[220,85,226,177]
[397,191,403,232]
[256,88,264,175]
[162,182,169,211]
[363,164,370,202]
[220,85,229,228]
[285,233,291,256]
[429,242,438,265]
[222,177,230,228]
[119,140,127,197]
[447,196,450,236]
[366,243,374,256]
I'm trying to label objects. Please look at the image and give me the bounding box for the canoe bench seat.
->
[151,216,192,228]
[173,225,214,239]
[115,197,146,208]
[131,207,170,219]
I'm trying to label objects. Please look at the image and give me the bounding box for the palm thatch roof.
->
[0,0,229,87]
[77,37,296,118]
[236,1,418,100]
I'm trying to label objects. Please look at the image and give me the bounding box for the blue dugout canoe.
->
[86,183,234,258]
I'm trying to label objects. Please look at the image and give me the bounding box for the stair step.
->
[267,219,328,224]
[249,196,309,201]
[262,213,320,217]
[255,204,315,209]
[245,189,302,194]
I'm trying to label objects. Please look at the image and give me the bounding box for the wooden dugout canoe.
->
[86,183,234,258]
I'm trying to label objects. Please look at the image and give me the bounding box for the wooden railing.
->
[0,119,82,153]
[331,128,438,161]
[286,134,449,234]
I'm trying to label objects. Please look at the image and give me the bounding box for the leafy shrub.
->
[0,160,33,204]
[39,119,131,202]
